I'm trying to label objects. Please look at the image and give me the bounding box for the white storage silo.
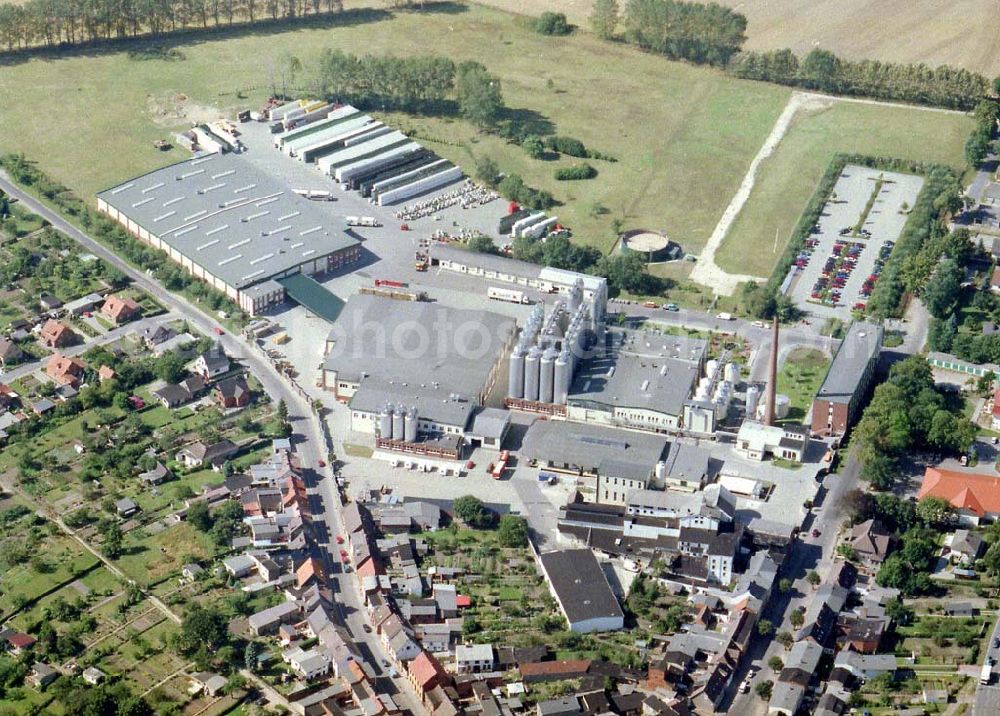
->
[745,385,761,419]
[379,404,393,439]
[725,362,741,385]
[539,348,557,403]
[705,359,720,379]
[508,345,526,399]
[554,351,572,404]
[404,406,418,443]
[524,346,542,402]
[775,394,791,419]
[392,407,404,439]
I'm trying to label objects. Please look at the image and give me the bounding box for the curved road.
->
[0,172,426,715]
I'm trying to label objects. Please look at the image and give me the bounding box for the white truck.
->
[488,286,530,304]
[982,662,992,685]
[345,216,381,228]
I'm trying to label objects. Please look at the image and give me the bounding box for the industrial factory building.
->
[811,321,883,438]
[321,295,517,439]
[565,330,707,432]
[96,153,360,315]
[430,243,610,303]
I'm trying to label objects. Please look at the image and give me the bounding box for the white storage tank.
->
[554,351,573,404]
[705,359,720,379]
[725,362,741,385]
[392,407,404,439]
[404,406,418,443]
[524,346,542,402]
[775,394,791,419]
[508,345,526,399]
[379,404,393,439]
[539,348,557,404]
[745,385,761,419]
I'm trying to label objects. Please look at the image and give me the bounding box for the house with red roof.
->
[407,651,448,699]
[918,467,1000,525]
[1,631,37,655]
[101,295,141,324]
[39,320,78,349]
[46,353,86,387]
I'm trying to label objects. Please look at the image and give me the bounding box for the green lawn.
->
[715,100,973,278]
[0,3,789,256]
[776,346,830,424]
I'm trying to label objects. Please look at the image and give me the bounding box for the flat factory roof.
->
[520,419,668,473]
[324,294,517,400]
[97,153,359,291]
[539,549,624,626]
[568,329,705,417]
[815,321,883,403]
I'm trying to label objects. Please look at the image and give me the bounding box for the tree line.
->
[311,50,505,128]
[618,0,747,67]
[0,0,347,52]
[728,48,990,111]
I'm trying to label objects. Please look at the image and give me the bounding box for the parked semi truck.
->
[487,286,530,304]
[345,216,381,228]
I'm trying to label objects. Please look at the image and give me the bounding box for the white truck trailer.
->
[488,286,530,304]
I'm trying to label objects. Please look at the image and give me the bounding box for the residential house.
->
[0,339,23,367]
[382,615,421,663]
[837,615,886,654]
[115,498,138,517]
[918,467,1000,525]
[214,376,251,409]
[98,365,116,381]
[248,601,301,636]
[101,295,141,324]
[82,667,106,685]
[139,461,172,486]
[192,342,230,379]
[46,353,85,387]
[176,439,238,469]
[153,375,206,409]
[284,646,331,680]
[137,323,176,349]
[190,672,227,697]
[181,563,204,582]
[849,519,894,568]
[455,643,494,674]
[2,631,37,655]
[949,529,986,564]
[769,640,822,716]
[404,501,442,531]
[408,651,449,701]
[39,320,78,349]
[223,553,256,578]
[28,662,58,689]
[834,651,897,681]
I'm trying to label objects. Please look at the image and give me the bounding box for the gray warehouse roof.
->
[539,549,624,626]
[568,329,704,418]
[97,153,359,290]
[349,378,477,430]
[324,294,516,400]
[815,321,883,403]
[520,420,668,474]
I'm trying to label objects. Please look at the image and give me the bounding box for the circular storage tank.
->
[775,394,791,419]
[391,408,404,439]
[379,404,393,439]
[705,359,719,379]
[725,362,741,385]
[745,385,761,418]
[404,407,418,443]
[699,376,712,391]
[508,345,525,399]
[539,348,557,403]
[618,229,680,263]
[554,351,572,404]
[524,346,542,402]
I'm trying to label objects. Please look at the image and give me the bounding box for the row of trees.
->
[0,0,345,52]
[311,50,506,129]
[966,99,1000,166]
[853,356,975,491]
[728,48,991,111]
[618,0,746,67]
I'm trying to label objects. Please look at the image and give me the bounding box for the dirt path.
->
[690,91,831,294]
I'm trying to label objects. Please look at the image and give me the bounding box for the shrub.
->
[554,163,597,181]
[545,135,588,158]
[533,12,572,35]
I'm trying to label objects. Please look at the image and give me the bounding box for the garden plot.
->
[787,165,923,321]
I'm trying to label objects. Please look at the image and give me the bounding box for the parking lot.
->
[787,165,923,322]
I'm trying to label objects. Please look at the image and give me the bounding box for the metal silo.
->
[745,385,761,419]
[508,344,526,399]
[524,346,541,402]
[404,406,418,442]
[554,350,572,404]
[725,362,741,385]
[570,278,583,313]
[539,347,557,403]
[392,407,404,439]
[379,403,393,439]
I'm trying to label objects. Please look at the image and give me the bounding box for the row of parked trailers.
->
[270,102,463,206]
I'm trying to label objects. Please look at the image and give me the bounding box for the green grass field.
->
[776,346,830,423]
[0,3,789,255]
[715,101,973,278]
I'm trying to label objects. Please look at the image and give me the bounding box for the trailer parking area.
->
[786,164,923,322]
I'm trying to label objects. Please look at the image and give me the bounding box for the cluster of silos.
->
[378,403,419,442]
[507,292,593,405]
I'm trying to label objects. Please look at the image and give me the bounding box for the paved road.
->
[0,172,426,715]
[968,153,998,205]
[974,615,1000,715]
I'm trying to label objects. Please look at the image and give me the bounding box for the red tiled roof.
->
[408,651,445,690]
[519,659,591,680]
[102,295,140,321]
[919,467,1000,517]
[7,633,36,649]
[456,595,471,608]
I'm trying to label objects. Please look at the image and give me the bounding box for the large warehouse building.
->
[322,294,518,438]
[810,321,882,437]
[96,153,361,315]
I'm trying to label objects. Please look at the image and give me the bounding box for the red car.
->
[336,536,344,544]
[318,459,326,468]
[213,327,225,335]
[811,528,821,538]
